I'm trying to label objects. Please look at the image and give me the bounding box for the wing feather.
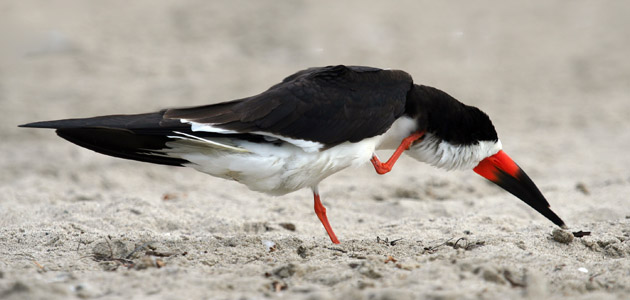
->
[165,65,413,146]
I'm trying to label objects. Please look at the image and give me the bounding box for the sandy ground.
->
[2,1,630,299]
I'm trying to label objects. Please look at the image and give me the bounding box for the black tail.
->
[20,112,189,167]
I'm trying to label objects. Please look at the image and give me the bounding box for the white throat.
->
[406,133,502,171]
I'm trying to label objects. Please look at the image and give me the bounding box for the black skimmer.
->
[20,65,566,244]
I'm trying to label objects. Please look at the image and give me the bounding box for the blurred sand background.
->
[2,1,630,299]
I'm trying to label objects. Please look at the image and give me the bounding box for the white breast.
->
[375,116,418,150]
[406,133,503,170]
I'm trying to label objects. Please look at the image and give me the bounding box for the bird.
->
[20,65,566,244]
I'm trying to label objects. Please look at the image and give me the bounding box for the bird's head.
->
[406,85,566,228]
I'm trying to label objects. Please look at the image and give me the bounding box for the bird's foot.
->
[371,130,425,175]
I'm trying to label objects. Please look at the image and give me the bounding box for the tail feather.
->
[56,128,188,167]
[20,109,277,167]
[19,111,183,132]
[21,112,189,167]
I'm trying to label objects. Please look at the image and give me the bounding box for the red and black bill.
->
[474,150,567,228]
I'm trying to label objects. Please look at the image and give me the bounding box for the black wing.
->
[164,65,413,146]
[19,65,413,166]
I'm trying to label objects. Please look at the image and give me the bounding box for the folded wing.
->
[20,65,414,166]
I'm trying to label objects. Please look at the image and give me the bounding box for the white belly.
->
[169,136,378,195]
[166,117,418,195]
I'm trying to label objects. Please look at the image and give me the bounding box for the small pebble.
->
[272,264,296,278]
[575,182,590,195]
[552,229,574,244]
[263,240,276,252]
[279,223,296,231]
[296,245,308,259]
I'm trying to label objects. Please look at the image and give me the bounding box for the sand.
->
[2,1,630,299]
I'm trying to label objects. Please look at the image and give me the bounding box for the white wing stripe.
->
[169,131,250,153]
[180,119,324,153]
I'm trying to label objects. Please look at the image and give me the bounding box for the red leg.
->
[313,192,340,244]
[371,130,425,175]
